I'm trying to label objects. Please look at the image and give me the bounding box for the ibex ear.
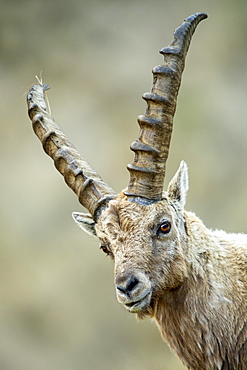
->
[72,212,97,237]
[167,161,189,210]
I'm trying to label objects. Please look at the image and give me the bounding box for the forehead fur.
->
[96,192,178,239]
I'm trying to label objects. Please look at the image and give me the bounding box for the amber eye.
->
[158,221,171,234]
[100,245,110,255]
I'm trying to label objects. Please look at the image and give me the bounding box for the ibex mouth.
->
[124,290,152,313]
[116,271,152,313]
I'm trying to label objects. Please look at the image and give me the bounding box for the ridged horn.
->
[125,12,208,202]
[27,83,116,220]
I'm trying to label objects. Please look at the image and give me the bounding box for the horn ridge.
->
[27,84,116,219]
[125,12,207,201]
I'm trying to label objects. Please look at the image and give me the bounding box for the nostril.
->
[126,276,139,293]
[117,276,139,296]
[117,285,126,294]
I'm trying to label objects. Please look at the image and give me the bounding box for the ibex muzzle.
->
[115,271,152,313]
[27,12,247,370]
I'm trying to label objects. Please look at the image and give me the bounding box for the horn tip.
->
[160,12,208,57]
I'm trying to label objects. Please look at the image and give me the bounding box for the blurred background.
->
[1,0,247,369]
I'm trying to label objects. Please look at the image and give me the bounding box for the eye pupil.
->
[159,221,171,234]
[100,245,109,254]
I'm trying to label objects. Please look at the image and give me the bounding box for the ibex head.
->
[91,161,189,317]
[27,13,207,319]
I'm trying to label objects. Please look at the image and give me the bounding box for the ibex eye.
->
[100,245,110,255]
[100,245,113,258]
[100,245,114,260]
[158,221,171,234]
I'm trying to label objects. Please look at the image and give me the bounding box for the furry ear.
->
[167,161,189,210]
[72,212,97,237]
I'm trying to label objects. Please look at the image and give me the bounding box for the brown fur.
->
[91,183,247,369]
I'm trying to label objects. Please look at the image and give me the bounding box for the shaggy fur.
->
[74,162,247,369]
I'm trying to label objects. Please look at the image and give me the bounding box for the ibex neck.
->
[154,211,247,369]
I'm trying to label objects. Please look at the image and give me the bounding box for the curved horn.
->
[27,84,116,220]
[125,12,208,202]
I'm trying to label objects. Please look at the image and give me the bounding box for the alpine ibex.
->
[26,12,247,370]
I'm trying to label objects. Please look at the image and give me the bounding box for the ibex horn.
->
[27,83,116,220]
[125,12,208,202]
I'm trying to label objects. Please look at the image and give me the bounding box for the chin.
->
[126,295,156,320]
